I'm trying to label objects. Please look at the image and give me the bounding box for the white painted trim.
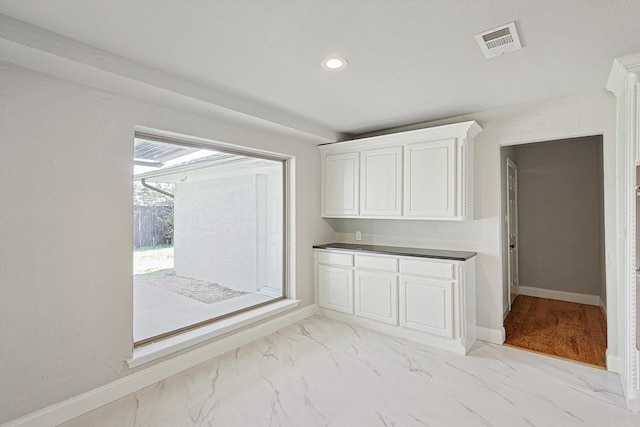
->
[1,305,318,427]
[606,53,640,97]
[518,286,601,306]
[128,299,301,368]
[476,326,505,345]
[505,157,519,310]
[607,351,622,374]
[599,296,607,317]
[628,394,640,413]
[607,52,640,413]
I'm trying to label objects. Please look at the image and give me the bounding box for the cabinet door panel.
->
[318,265,353,314]
[400,275,453,337]
[404,139,456,217]
[355,271,398,325]
[323,152,359,216]
[361,146,402,216]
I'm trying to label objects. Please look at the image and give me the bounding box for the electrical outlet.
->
[355,231,362,241]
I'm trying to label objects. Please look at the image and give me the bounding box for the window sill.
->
[126,299,300,369]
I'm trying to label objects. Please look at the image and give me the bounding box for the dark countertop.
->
[313,243,477,261]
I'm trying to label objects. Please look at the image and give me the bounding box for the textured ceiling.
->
[1,0,639,137]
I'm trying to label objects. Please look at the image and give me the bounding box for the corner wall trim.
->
[599,296,607,317]
[1,305,318,427]
[476,326,505,345]
[607,351,622,374]
[518,286,601,306]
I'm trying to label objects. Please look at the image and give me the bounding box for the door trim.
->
[506,157,519,310]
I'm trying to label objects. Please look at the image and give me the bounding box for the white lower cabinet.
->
[399,275,453,337]
[355,270,398,325]
[315,248,476,354]
[318,264,353,314]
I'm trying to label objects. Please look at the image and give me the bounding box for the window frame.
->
[133,130,291,348]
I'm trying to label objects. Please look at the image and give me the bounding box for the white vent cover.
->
[475,22,522,58]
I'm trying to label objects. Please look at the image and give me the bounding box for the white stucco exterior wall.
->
[174,175,259,291]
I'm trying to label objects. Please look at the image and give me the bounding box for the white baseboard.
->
[627,394,640,413]
[1,304,318,427]
[318,308,471,355]
[606,351,621,374]
[476,326,505,345]
[518,286,601,306]
[599,296,607,316]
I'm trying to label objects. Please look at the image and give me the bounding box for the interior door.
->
[507,158,519,308]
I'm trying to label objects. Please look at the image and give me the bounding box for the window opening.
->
[133,134,286,346]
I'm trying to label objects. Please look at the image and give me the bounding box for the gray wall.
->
[0,65,334,423]
[515,136,605,298]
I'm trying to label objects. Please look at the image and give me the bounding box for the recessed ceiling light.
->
[321,57,348,71]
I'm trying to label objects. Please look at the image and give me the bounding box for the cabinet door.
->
[355,270,398,325]
[318,265,354,314]
[323,152,359,216]
[399,275,453,337]
[360,146,402,216]
[404,139,456,217]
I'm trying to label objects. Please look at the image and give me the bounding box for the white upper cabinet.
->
[320,121,481,220]
[404,139,455,217]
[322,152,359,216]
[361,146,402,216]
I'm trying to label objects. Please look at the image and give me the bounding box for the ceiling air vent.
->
[475,22,522,58]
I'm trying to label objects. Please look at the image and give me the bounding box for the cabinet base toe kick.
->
[317,308,476,355]
[314,248,477,355]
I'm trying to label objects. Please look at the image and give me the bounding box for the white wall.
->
[174,175,259,292]
[515,136,605,297]
[331,89,617,346]
[0,65,334,423]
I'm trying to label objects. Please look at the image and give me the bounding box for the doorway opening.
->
[500,135,606,367]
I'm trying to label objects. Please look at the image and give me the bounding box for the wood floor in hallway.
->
[504,295,607,367]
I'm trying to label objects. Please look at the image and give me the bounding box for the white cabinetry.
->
[322,152,359,216]
[320,121,481,220]
[315,247,476,354]
[361,146,402,216]
[355,265,398,325]
[317,251,354,314]
[318,264,353,314]
[404,139,456,217]
[399,275,453,337]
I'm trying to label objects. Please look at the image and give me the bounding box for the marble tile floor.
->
[62,316,639,427]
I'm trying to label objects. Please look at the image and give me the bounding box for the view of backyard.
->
[132,137,284,344]
[134,245,174,275]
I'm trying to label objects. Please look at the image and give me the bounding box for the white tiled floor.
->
[64,316,639,427]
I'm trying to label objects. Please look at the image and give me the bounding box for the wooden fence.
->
[133,205,173,248]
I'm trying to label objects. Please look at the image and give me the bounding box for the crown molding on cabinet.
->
[606,53,640,97]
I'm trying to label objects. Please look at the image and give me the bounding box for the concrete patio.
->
[133,272,275,342]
